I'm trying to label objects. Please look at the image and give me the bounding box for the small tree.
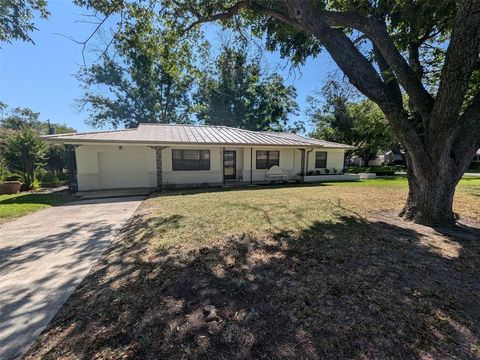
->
[2,129,47,189]
[1,104,76,175]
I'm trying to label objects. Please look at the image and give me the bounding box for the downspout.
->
[250,147,253,184]
[222,147,225,185]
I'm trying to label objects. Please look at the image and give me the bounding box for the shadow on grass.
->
[0,193,72,206]
[150,181,358,198]
[24,212,480,360]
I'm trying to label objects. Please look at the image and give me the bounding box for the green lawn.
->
[137,177,480,249]
[25,177,480,360]
[0,192,73,223]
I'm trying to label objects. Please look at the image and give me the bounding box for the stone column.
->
[149,146,166,189]
[65,144,80,193]
[300,149,306,182]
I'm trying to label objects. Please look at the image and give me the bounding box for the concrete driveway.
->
[0,197,143,360]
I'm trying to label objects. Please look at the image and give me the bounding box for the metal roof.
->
[41,123,354,149]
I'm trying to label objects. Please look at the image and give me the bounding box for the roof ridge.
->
[139,123,233,129]
[42,128,136,138]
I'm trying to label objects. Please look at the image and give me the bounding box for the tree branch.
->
[314,10,435,118]
[372,44,403,107]
[183,1,249,33]
[450,90,480,172]
[430,0,480,133]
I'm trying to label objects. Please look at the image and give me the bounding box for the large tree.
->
[76,0,479,226]
[77,7,197,129]
[195,44,299,131]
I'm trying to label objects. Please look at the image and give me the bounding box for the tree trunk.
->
[399,150,465,227]
[401,175,456,227]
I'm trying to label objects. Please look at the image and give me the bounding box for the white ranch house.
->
[42,124,355,191]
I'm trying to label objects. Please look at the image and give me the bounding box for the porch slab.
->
[76,188,155,199]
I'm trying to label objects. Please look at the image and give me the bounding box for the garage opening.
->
[98,151,149,189]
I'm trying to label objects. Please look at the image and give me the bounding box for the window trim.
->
[256,150,280,170]
[172,149,211,171]
[315,151,328,168]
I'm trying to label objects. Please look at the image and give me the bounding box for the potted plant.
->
[0,175,22,194]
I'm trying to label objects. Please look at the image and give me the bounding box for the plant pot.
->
[0,181,22,194]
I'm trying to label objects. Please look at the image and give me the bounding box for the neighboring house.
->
[471,149,480,168]
[473,149,480,162]
[384,150,405,165]
[348,155,385,167]
[42,124,354,191]
[348,150,405,167]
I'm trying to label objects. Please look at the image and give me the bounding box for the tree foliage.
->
[308,79,396,162]
[194,44,299,131]
[77,7,199,129]
[0,0,49,45]
[0,105,76,134]
[2,128,47,189]
[0,104,76,177]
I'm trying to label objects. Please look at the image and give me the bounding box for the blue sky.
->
[0,1,340,133]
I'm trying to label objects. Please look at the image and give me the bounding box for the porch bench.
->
[267,174,288,182]
[266,166,288,183]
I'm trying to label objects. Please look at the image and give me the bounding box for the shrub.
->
[347,165,404,175]
[57,172,68,181]
[39,172,60,188]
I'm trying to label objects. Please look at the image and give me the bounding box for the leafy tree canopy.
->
[77,5,203,129]
[0,104,76,177]
[308,79,397,162]
[194,44,300,131]
[0,0,49,45]
[0,105,76,134]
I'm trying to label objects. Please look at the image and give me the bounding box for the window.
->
[256,150,280,169]
[315,151,328,168]
[172,150,210,171]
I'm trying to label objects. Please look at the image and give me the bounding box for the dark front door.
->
[224,151,236,180]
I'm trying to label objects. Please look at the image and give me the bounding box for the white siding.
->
[306,148,345,173]
[241,147,303,182]
[75,144,347,190]
[75,145,156,191]
[161,146,223,185]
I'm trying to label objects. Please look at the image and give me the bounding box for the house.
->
[42,124,354,191]
[473,149,480,163]
[471,149,480,168]
[348,154,385,167]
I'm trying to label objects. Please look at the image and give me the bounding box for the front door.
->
[224,151,236,180]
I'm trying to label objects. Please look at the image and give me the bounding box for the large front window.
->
[172,149,210,171]
[256,150,280,169]
[315,151,328,168]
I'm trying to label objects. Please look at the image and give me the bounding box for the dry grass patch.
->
[25,178,480,360]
